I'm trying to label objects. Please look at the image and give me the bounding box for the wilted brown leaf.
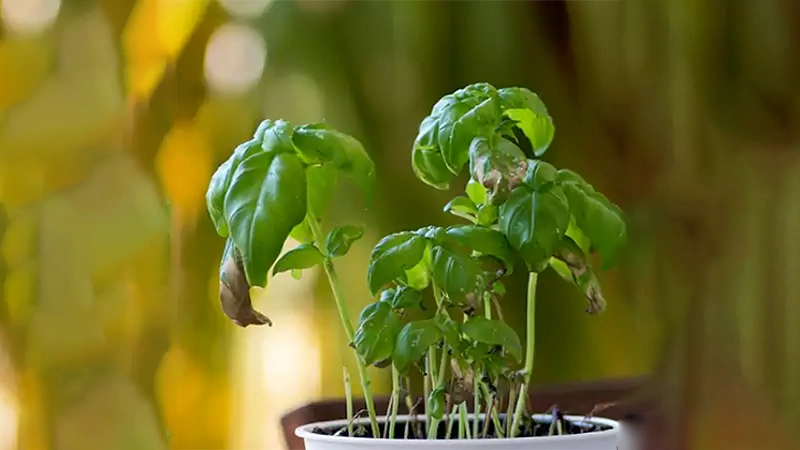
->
[219,240,271,328]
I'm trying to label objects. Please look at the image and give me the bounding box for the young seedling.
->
[206,82,625,440]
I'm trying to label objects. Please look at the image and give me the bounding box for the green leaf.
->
[206,138,262,237]
[430,245,479,301]
[404,244,431,291]
[437,97,484,174]
[306,163,339,217]
[326,225,365,257]
[465,179,487,205]
[380,286,423,310]
[224,152,307,287]
[437,315,462,352]
[443,225,515,273]
[428,388,446,421]
[562,179,626,267]
[499,184,570,272]
[393,319,442,372]
[444,97,500,174]
[444,196,478,222]
[292,123,375,203]
[367,232,428,295]
[523,160,558,190]
[497,87,549,118]
[412,144,454,190]
[289,218,314,245]
[353,302,402,366]
[476,204,498,226]
[261,119,295,154]
[272,244,324,275]
[503,109,555,157]
[462,316,522,362]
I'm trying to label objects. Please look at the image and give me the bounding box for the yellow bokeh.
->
[156,123,213,225]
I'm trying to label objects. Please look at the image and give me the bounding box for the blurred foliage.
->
[0,0,799,449]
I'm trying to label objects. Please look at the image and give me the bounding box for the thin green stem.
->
[445,404,458,439]
[504,381,518,436]
[479,382,504,438]
[308,212,379,437]
[424,351,432,435]
[460,402,471,439]
[343,367,354,437]
[389,364,400,439]
[509,272,537,437]
[472,375,480,438]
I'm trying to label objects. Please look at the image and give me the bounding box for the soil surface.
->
[312,413,611,439]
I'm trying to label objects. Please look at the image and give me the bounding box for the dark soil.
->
[311,412,611,439]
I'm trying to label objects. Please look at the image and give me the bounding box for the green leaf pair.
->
[205,120,375,288]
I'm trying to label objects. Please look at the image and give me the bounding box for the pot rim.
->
[295,413,619,447]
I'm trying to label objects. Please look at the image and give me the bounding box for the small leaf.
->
[381,286,423,310]
[437,315,462,352]
[289,218,315,244]
[367,232,428,295]
[224,152,307,287]
[476,204,498,226]
[499,184,570,272]
[404,245,432,291]
[326,225,365,257]
[412,144,454,190]
[462,316,521,362]
[443,196,478,221]
[219,238,272,327]
[430,245,480,302]
[492,281,506,296]
[443,225,515,273]
[428,388,446,421]
[465,179,487,205]
[206,138,262,237]
[272,244,324,275]
[523,160,558,190]
[353,302,402,366]
[393,319,442,372]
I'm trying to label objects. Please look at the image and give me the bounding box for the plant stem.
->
[424,350,432,436]
[460,402,471,439]
[344,367,354,437]
[308,212,380,437]
[445,404,458,439]
[479,382,504,438]
[472,375,480,438]
[505,381,518,436]
[389,364,400,439]
[509,272,538,437]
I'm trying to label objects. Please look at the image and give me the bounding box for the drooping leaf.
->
[353,302,402,366]
[224,152,307,287]
[326,225,365,257]
[272,243,324,275]
[443,225,515,273]
[437,96,484,174]
[219,238,272,327]
[560,173,626,267]
[206,138,262,236]
[468,135,528,205]
[443,196,478,222]
[367,232,428,295]
[430,245,480,302]
[550,236,606,314]
[462,316,521,362]
[499,184,570,272]
[393,319,442,372]
[292,123,375,203]
[444,97,500,174]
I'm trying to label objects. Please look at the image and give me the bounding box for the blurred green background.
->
[1,0,799,449]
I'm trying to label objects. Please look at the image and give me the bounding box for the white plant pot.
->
[295,414,622,450]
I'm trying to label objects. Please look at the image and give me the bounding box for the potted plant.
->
[205,83,628,449]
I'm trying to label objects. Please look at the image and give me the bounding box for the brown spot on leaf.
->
[219,244,272,327]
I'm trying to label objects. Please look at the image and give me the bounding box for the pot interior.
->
[310,413,613,440]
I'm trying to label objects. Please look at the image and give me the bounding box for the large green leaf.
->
[392,319,442,372]
[499,184,570,272]
[559,171,626,267]
[436,96,483,174]
[326,225,364,257]
[411,145,454,190]
[353,302,402,366]
[443,225,514,273]
[462,316,522,362]
[206,138,262,237]
[367,232,428,295]
[272,243,324,275]
[445,97,499,174]
[292,123,376,203]
[380,286,423,310]
[289,164,339,244]
[224,152,307,287]
[497,87,554,157]
[430,245,480,302]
